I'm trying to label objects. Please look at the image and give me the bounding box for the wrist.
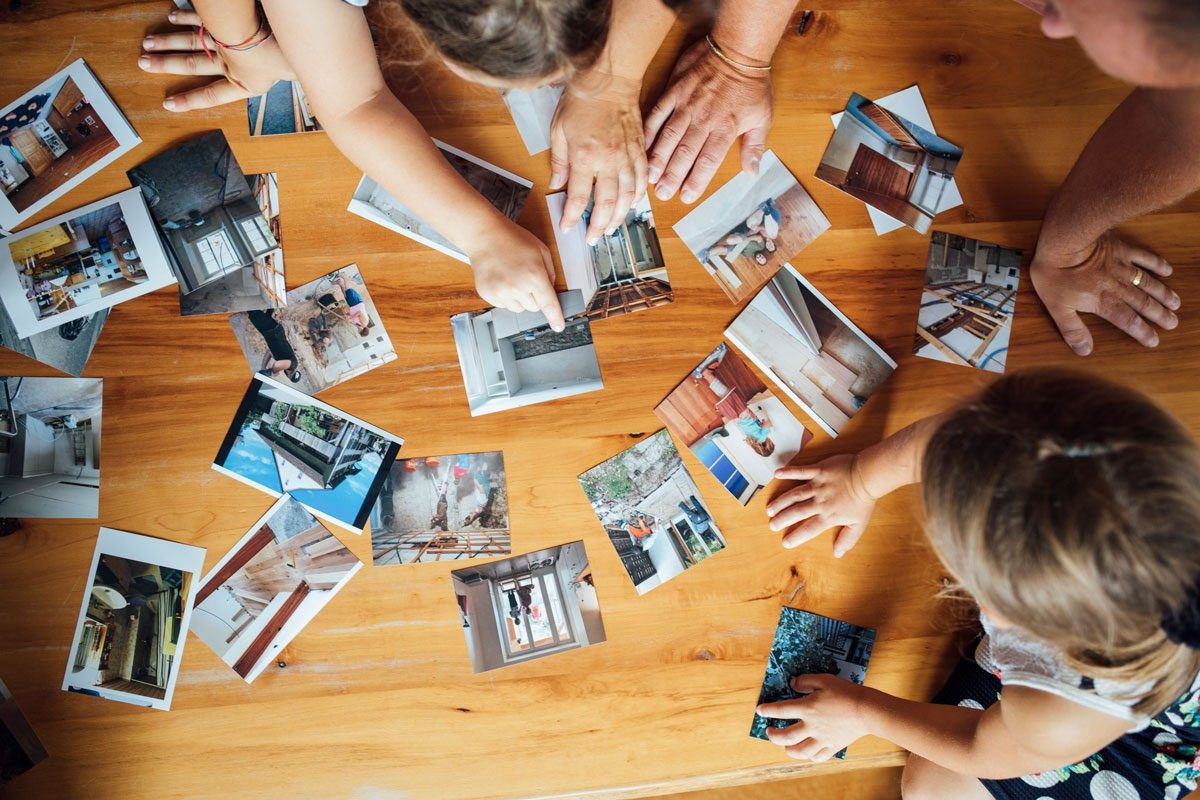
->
[458,212,521,263]
[708,24,776,70]
[568,67,641,102]
[188,1,263,46]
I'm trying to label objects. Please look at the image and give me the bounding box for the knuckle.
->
[185,53,198,73]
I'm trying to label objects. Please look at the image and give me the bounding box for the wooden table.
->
[1,2,1197,799]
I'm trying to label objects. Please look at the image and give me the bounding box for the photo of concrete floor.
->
[0,304,106,376]
[370,451,510,565]
[0,376,100,518]
[247,81,322,137]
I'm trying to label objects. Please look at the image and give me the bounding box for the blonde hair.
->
[922,368,1200,716]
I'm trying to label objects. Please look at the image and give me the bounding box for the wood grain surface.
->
[0,1,1197,799]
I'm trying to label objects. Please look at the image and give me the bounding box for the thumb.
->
[832,524,864,559]
[739,125,769,176]
[789,674,825,693]
[549,124,570,191]
[1046,304,1094,357]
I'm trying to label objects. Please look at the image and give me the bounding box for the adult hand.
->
[139,9,296,111]
[644,37,773,204]
[1030,231,1180,355]
[757,674,874,762]
[549,76,648,246]
[466,221,566,332]
[766,454,876,556]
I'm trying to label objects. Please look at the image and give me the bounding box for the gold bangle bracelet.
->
[705,34,772,74]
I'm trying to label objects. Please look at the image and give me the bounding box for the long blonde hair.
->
[922,368,1200,716]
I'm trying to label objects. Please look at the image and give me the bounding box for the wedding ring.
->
[1131,267,1144,287]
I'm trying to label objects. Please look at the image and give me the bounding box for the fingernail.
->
[834,548,845,558]
[163,98,176,111]
[549,172,564,189]
[605,227,616,237]
[1170,294,1181,309]
[142,38,155,50]
[680,189,697,204]
[655,185,671,201]
[1148,335,1159,347]
[749,156,761,174]
[138,56,150,69]
[168,11,176,21]
[586,236,599,246]
[648,165,661,183]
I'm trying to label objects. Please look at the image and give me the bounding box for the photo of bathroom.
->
[0,376,100,518]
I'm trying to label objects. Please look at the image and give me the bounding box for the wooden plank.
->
[232,581,311,678]
[915,326,972,366]
[195,524,276,606]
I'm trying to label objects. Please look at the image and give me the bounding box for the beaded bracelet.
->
[198,11,272,62]
[705,34,772,75]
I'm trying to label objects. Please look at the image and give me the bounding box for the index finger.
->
[756,699,806,719]
[560,160,595,233]
[532,280,566,333]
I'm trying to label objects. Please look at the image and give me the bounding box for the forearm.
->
[572,0,676,90]
[858,690,1010,777]
[854,413,948,498]
[710,0,800,67]
[1039,86,1200,254]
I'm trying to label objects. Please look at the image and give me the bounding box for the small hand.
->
[766,454,876,555]
[139,10,296,111]
[466,221,566,332]
[549,76,648,246]
[758,674,874,762]
[644,37,773,204]
[1030,231,1180,356]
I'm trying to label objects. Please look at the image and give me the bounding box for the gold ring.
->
[1131,267,1144,287]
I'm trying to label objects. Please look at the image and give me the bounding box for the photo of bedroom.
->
[655,343,811,505]
[0,376,100,518]
[191,497,361,682]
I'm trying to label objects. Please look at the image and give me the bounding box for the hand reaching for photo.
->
[767,454,876,556]
[757,674,874,762]
[139,9,295,111]
[1030,231,1180,356]
[549,76,648,247]
[644,37,773,204]
[466,221,566,332]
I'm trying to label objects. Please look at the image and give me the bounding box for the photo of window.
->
[451,541,606,673]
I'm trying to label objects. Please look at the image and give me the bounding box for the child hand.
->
[139,10,296,111]
[466,223,566,332]
[766,454,876,556]
[757,674,874,762]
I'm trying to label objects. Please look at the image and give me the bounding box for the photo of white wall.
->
[501,85,563,155]
[191,496,361,682]
[0,189,174,337]
[725,264,897,438]
[62,528,205,710]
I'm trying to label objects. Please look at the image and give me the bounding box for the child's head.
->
[398,0,612,88]
[922,368,1200,714]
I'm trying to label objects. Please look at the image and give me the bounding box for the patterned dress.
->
[933,616,1200,799]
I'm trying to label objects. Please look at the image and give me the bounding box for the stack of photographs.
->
[578,430,726,595]
[370,451,510,565]
[0,680,48,788]
[725,264,897,438]
[62,528,206,710]
[212,374,404,533]
[191,496,362,682]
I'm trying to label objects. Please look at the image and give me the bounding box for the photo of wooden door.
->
[9,127,51,177]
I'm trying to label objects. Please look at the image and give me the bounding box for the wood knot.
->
[694,648,717,661]
[941,53,963,66]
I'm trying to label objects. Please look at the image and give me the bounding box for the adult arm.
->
[551,0,678,243]
[1031,86,1200,355]
[644,0,799,203]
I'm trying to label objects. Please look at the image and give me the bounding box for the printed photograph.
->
[750,606,876,755]
[450,289,603,417]
[818,91,964,235]
[914,231,1021,373]
[547,193,673,320]
[348,140,532,263]
[127,130,279,298]
[180,172,286,316]
[578,430,726,595]
[0,59,141,230]
[212,374,404,532]
[0,305,107,376]
[0,679,48,788]
[655,343,811,505]
[229,264,395,395]
[191,496,362,682]
[0,376,101,518]
[370,451,510,565]
[673,150,830,304]
[0,188,174,337]
[501,85,562,155]
[725,264,897,439]
[451,540,606,673]
[62,528,205,710]
[247,81,322,137]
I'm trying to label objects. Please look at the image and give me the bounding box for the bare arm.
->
[1031,86,1200,355]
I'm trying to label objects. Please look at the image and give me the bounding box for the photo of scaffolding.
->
[370,451,510,565]
[914,231,1021,373]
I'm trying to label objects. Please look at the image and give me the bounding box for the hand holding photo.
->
[578,430,727,594]
[61,528,205,710]
[819,89,964,235]
[450,289,603,416]
[673,150,830,304]
[191,496,362,682]
[229,264,395,395]
[452,540,606,673]
[0,59,140,230]
[212,374,404,532]
[370,451,510,565]
[750,606,876,755]
[915,231,1021,373]
[655,344,812,505]
[501,85,563,155]
[0,189,174,337]
[547,193,673,320]
[725,264,897,438]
